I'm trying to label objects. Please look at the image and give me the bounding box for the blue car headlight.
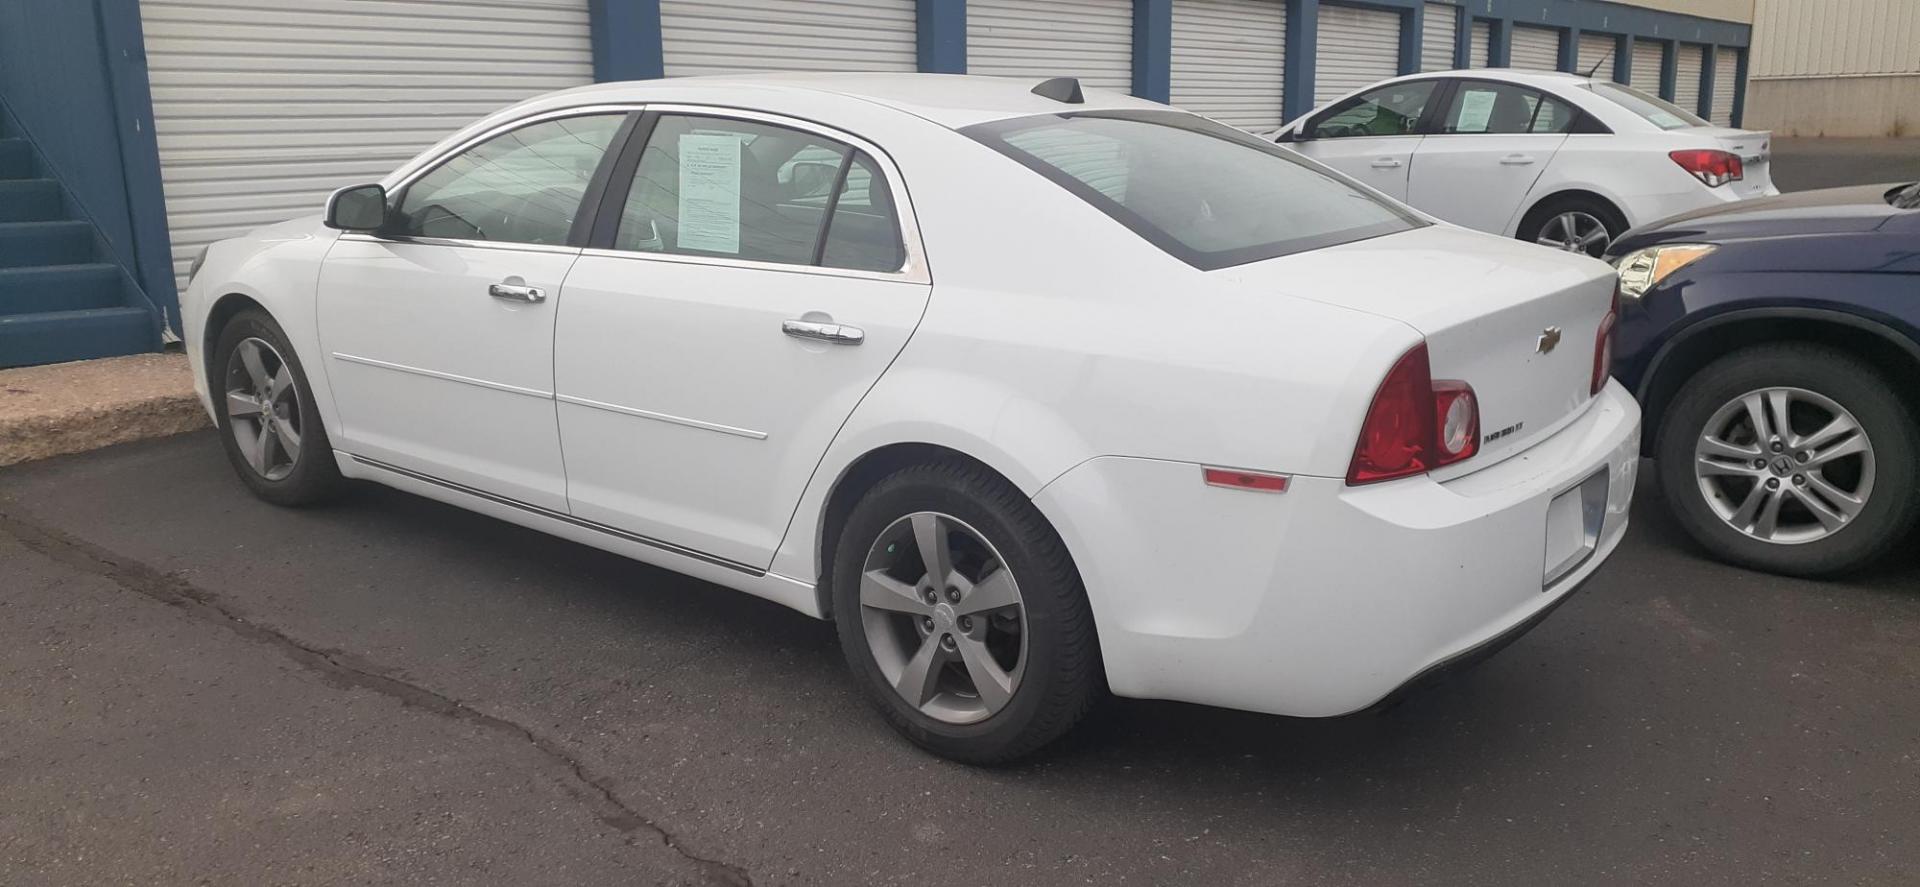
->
[1613,243,1716,299]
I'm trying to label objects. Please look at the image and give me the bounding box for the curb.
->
[0,353,210,467]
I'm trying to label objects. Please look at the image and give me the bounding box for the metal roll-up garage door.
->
[1315,4,1400,105]
[1631,39,1664,94]
[660,0,916,76]
[1170,0,1287,132]
[1422,3,1458,72]
[1710,50,1739,125]
[1675,44,1705,116]
[1509,25,1561,71]
[1578,33,1621,80]
[968,0,1133,93]
[140,0,593,291]
[1470,21,1492,68]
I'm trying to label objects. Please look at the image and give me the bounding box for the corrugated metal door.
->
[1632,39,1664,93]
[1675,44,1705,115]
[1422,3,1458,72]
[1170,0,1287,132]
[140,0,592,290]
[1470,21,1492,68]
[1509,25,1561,71]
[660,0,916,76]
[968,0,1134,93]
[1710,50,1739,125]
[1578,33,1620,80]
[1314,4,1401,104]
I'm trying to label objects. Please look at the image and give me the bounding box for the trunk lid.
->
[1217,225,1617,471]
[1690,127,1775,198]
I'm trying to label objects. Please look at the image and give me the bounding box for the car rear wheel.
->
[212,309,344,506]
[1519,195,1625,258]
[1655,343,1920,577]
[831,461,1100,764]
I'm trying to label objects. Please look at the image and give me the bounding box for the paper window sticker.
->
[1456,90,1498,132]
[677,132,743,254]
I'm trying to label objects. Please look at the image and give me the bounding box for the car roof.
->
[530,72,1166,130]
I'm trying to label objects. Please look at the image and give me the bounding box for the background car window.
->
[973,111,1421,270]
[393,114,623,244]
[1310,81,1437,139]
[819,152,906,272]
[1440,83,1574,134]
[615,115,853,266]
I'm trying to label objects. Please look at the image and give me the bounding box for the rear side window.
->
[1586,81,1710,130]
[966,111,1422,270]
[1440,82,1578,135]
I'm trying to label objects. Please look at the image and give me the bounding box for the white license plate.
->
[1544,469,1609,587]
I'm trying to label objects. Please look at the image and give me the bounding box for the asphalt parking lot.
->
[5,144,1918,886]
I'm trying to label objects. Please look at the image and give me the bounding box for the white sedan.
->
[182,74,1639,763]
[1277,69,1777,256]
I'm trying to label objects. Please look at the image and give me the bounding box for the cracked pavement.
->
[3,433,1919,886]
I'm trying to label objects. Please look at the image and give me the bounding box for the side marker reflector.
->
[1203,467,1291,493]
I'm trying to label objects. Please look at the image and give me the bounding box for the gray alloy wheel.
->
[1535,210,1613,255]
[223,337,305,482]
[1693,386,1875,545]
[858,511,1027,725]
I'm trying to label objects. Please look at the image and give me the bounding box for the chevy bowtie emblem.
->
[1537,326,1563,354]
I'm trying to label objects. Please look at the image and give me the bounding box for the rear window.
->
[1585,81,1710,130]
[964,110,1423,270]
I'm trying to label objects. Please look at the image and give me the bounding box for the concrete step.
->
[0,221,94,269]
[0,264,126,315]
[0,307,156,368]
[0,138,32,179]
[0,179,62,223]
[0,352,205,465]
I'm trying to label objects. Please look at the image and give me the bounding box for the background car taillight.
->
[1592,285,1620,396]
[1347,343,1480,485]
[1669,149,1744,187]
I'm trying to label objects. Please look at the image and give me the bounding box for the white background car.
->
[183,74,1639,763]
[1277,70,1777,257]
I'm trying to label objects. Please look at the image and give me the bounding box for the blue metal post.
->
[1560,26,1579,72]
[1283,0,1320,120]
[1659,39,1677,100]
[1488,17,1510,67]
[1133,0,1172,100]
[917,0,966,74]
[589,0,664,81]
[1612,34,1632,83]
[1731,47,1749,127]
[1698,45,1717,118]
[1399,4,1423,75]
[95,0,177,334]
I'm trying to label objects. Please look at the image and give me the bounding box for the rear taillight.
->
[1347,343,1480,485]
[1669,149,1744,187]
[1592,285,1620,396]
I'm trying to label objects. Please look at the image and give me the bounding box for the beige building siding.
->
[1748,0,1920,136]
[1617,0,1753,24]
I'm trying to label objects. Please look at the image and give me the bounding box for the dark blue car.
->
[1607,182,1920,577]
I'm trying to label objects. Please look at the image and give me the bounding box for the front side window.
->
[393,114,625,244]
[614,114,906,271]
[1440,82,1578,134]
[968,111,1423,270]
[1586,81,1710,130]
[1311,81,1439,139]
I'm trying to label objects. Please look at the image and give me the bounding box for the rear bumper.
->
[1033,380,1641,718]
[1623,181,1781,229]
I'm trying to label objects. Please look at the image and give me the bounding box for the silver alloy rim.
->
[1536,210,1612,256]
[859,512,1027,725]
[1694,386,1875,545]
[223,337,304,481]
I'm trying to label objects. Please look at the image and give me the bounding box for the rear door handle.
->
[782,319,865,345]
[1370,157,1403,169]
[1501,154,1536,166]
[489,282,546,303]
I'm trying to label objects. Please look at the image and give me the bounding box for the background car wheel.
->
[1518,195,1626,258]
[212,308,344,506]
[1654,343,1920,577]
[831,461,1101,764]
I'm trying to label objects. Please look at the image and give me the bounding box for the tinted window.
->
[613,115,903,272]
[1440,82,1578,135]
[967,111,1422,270]
[1311,81,1439,138]
[1586,81,1711,130]
[394,114,624,244]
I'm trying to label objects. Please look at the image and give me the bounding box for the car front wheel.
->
[1655,343,1920,577]
[212,308,344,506]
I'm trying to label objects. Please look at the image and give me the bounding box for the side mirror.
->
[325,184,389,232]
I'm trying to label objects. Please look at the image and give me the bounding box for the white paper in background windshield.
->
[1455,89,1497,132]
[677,133,742,254]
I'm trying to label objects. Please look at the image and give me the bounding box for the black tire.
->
[831,461,1101,764]
[211,308,344,506]
[1654,343,1920,577]
[1517,194,1628,258]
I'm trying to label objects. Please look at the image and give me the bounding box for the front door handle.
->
[489,282,546,303]
[782,319,865,345]
[1370,157,1403,169]
[1501,154,1536,166]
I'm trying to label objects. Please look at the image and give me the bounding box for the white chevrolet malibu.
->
[182,73,1640,763]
